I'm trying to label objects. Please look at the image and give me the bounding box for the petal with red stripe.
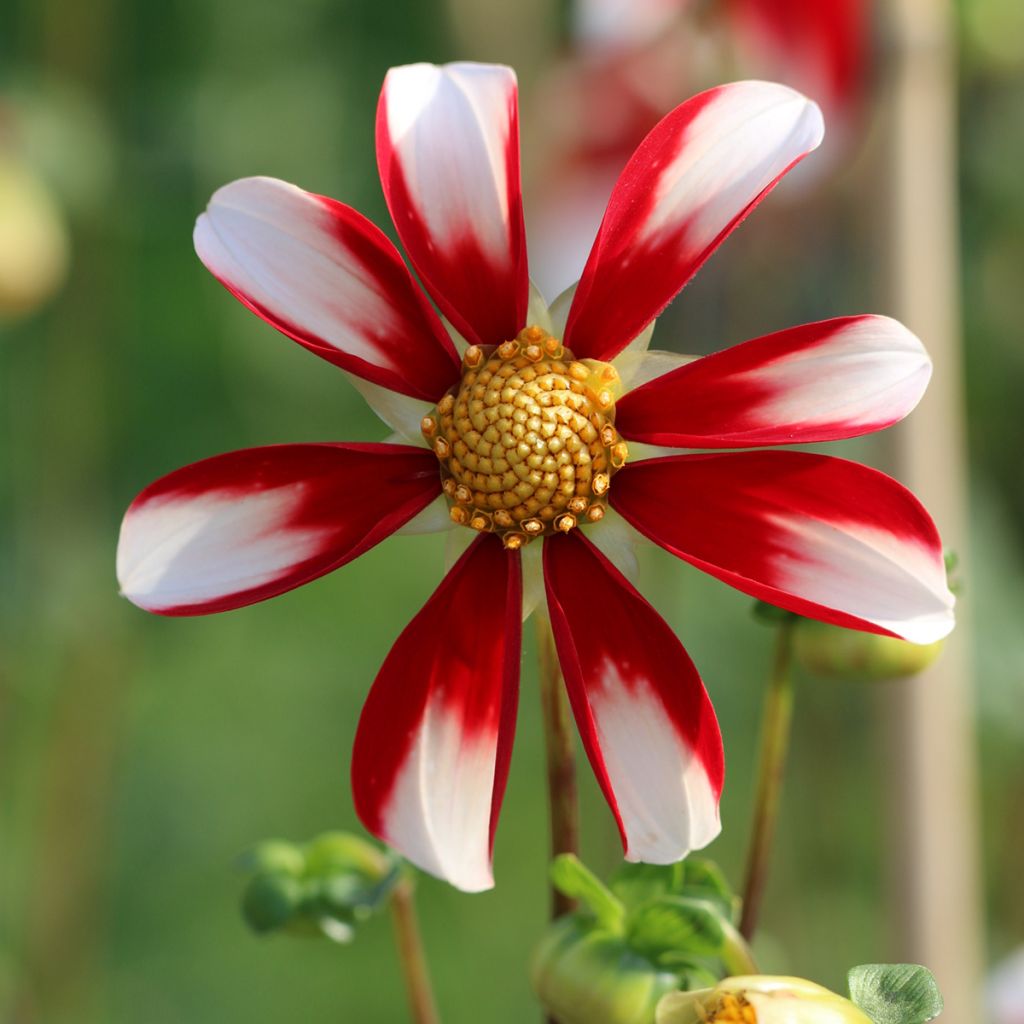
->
[563,81,823,362]
[353,536,521,892]
[377,62,529,347]
[611,452,955,644]
[117,443,440,615]
[193,177,460,400]
[616,316,930,447]
[543,531,723,863]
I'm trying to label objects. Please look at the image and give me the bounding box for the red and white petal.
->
[117,443,440,615]
[611,452,955,644]
[193,177,460,401]
[544,531,723,863]
[377,62,529,347]
[616,316,930,447]
[563,81,824,363]
[352,536,521,892]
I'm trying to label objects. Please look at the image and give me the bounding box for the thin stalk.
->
[739,617,797,942]
[535,615,580,919]
[389,877,441,1024]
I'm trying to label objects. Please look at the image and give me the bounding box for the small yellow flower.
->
[657,976,874,1024]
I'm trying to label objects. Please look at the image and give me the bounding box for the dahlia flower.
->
[117,62,954,892]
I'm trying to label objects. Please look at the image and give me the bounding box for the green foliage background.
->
[1,0,1022,1021]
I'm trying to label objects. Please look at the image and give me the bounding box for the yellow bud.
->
[0,156,69,320]
[793,620,944,682]
[657,976,874,1024]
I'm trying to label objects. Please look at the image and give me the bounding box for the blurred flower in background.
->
[989,948,1024,1024]
[0,103,68,321]
[0,78,113,322]
[525,0,868,299]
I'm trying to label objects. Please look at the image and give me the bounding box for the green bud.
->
[532,916,681,1024]
[236,839,305,877]
[303,831,387,879]
[793,620,944,682]
[241,873,304,934]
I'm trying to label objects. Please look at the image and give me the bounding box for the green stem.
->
[389,877,441,1024]
[536,615,580,920]
[739,617,797,942]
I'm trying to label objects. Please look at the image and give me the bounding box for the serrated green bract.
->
[609,862,682,911]
[847,964,944,1024]
[550,854,626,933]
[627,896,726,963]
[609,859,738,921]
[531,916,681,1024]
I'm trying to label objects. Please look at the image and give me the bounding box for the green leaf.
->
[626,896,726,961]
[550,855,626,933]
[847,964,944,1024]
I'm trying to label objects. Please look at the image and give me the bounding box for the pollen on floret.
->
[426,325,627,545]
[708,994,757,1023]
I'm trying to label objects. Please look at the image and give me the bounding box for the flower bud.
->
[238,838,305,877]
[793,620,944,682]
[241,872,304,934]
[0,156,69,320]
[532,916,681,1024]
[657,976,874,1024]
[303,830,386,879]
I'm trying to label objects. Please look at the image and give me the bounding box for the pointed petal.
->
[614,347,697,393]
[395,494,455,536]
[349,376,433,446]
[563,81,823,362]
[585,508,642,584]
[117,443,440,615]
[194,177,460,400]
[611,452,955,644]
[377,62,529,346]
[617,316,930,447]
[352,536,522,892]
[543,532,723,863]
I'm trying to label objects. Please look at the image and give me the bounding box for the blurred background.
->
[1,0,1022,1021]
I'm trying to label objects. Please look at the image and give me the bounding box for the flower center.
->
[422,325,627,549]
[708,994,757,1024]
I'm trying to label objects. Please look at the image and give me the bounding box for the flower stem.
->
[390,877,441,1024]
[536,615,580,919]
[739,616,797,942]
